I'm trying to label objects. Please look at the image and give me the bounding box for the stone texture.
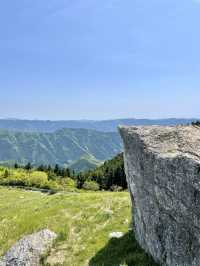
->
[119,125,200,266]
[0,229,57,266]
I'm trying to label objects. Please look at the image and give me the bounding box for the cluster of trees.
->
[36,164,74,180]
[0,168,60,191]
[34,153,127,191]
[192,121,200,126]
[76,153,127,191]
[14,162,74,180]
[2,153,127,191]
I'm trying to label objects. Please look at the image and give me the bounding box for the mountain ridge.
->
[0,128,122,168]
[0,118,197,132]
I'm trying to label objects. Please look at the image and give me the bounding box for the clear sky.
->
[0,0,200,120]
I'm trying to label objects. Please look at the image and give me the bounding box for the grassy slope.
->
[0,187,159,266]
[69,156,102,173]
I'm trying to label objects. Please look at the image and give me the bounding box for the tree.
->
[4,169,9,178]
[64,168,71,177]
[54,164,60,175]
[24,162,32,171]
[14,163,19,169]
[76,173,87,189]
[37,164,45,171]
[47,165,52,172]
[79,153,127,190]
[192,121,200,126]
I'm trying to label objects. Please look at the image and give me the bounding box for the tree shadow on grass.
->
[89,230,160,266]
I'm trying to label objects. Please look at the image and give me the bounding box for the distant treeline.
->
[1,153,127,192]
[15,162,75,179]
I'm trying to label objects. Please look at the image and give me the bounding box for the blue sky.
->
[0,0,200,120]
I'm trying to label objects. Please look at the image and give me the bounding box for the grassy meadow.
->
[0,187,159,266]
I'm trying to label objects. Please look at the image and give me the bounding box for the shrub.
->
[64,178,76,187]
[83,180,100,191]
[44,180,59,191]
[0,169,50,189]
[47,172,57,181]
[0,169,27,186]
[192,121,200,126]
[0,167,74,192]
[110,185,123,192]
[59,178,76,189]
[27,171,48,188]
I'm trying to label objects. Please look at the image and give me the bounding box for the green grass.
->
[0,187,159,266]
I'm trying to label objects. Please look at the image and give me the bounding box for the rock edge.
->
[119,125,200,266]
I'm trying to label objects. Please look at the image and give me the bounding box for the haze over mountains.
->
[0,128,122,170]
[0,118,196,133]
[0,118,197,171]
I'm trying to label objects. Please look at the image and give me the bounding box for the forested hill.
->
[0,118,197,132]
[0,128,122,168]
[76,153,127,190]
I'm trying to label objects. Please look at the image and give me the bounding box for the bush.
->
[44,180,59,191]
[0,167,76,192]
[110,185,123,192]
[192,121,200,126]
[27,171,48,188]
[47,172,57,181]
[61,178,76,188]
[83,180,100,191]
[0,169,27,186]
[0,169,56,190]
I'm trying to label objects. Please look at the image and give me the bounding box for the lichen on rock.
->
[119,125,200,266]
[0,229,57,266]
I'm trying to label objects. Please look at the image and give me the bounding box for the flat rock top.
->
[119,125,200,161]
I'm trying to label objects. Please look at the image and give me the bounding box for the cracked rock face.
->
[119,125,200,266]
[0,229,57,266]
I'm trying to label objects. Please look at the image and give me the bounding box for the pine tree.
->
[14,163,19,169]
[24,162,32,171]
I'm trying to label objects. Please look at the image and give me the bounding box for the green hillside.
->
[0,128,122,168]
[69,155,102,173]
[79,153,127,190]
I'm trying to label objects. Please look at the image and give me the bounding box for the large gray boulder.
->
[0,229,57,266]
[119,125,200,266]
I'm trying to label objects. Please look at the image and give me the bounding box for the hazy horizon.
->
[0,116,199,122]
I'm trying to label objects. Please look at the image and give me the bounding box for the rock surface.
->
[0,229,57,266]
[119,125,200,266]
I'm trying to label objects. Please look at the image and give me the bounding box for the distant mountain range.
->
[0,118,197,172]
[0,128,122,170]
[0,118,197,132]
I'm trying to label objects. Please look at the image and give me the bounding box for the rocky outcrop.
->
[119,125,200,266]
[0,229,57,266]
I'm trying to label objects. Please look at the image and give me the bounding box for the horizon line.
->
[0,117,198,122]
